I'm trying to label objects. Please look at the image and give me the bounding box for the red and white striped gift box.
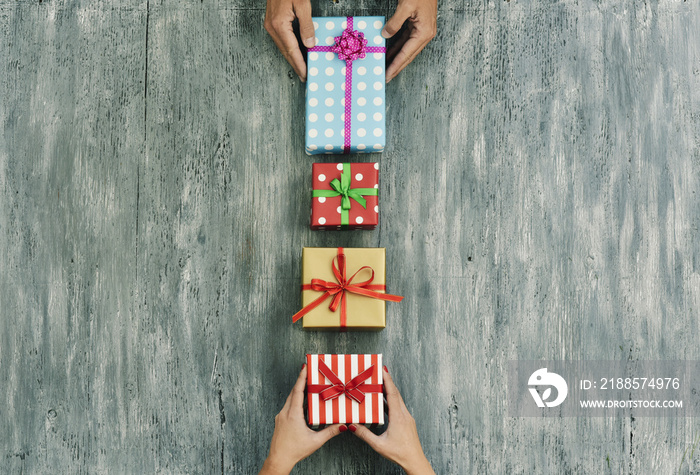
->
[306,354,384,426]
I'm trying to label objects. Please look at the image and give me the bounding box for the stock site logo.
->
[528,368,568,408]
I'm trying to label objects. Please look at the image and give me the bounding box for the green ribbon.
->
[312,164,378,225]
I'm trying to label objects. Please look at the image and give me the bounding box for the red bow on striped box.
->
[306,354,384,426]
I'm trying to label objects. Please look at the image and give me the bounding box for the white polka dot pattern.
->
[310,163,380,229]
[305,16,386,155]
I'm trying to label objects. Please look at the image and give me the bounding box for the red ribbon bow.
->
[307,359,382,403]
[292,247,403,328]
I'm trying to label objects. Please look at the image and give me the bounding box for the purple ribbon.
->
[308,17,386,154]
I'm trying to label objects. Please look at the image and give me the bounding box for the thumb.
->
[382,4,411,38]
[295,0,316,48]
[315,424,345,444]
[349,424,381,450]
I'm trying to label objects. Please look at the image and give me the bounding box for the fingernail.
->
[339,424,347,433]
[383,365,389,373]
[303,37,315,48]
[301,363,306,369]
[348,424,357,433]
[381,29,391,39]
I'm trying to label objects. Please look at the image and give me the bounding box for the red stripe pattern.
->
[306,354,384,426]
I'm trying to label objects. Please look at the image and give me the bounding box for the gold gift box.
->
[301,247,388,331]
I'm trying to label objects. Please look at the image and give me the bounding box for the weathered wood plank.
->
[1,0,699,474]
[0,2,146,473]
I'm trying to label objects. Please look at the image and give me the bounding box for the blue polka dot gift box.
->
[305,16,386,155]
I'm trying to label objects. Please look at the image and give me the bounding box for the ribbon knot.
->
[307,359,382,404]
[293,247,403,328]
[330,169,365,210]
[331,28,368,61]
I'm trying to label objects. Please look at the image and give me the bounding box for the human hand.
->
[349,367,436,475]
[259,364,346,475]
[264,0,315,82]
[383,0,438,83]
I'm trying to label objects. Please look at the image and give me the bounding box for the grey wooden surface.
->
[1,0,699,473]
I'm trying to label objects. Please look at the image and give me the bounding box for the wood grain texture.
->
[1,0,699,474]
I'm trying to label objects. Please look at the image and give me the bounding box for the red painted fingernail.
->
[339,425,347,433]
[348,424,357,433]
[383,365,389,373]
[301,363,306,370]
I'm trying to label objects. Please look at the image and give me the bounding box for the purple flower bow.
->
[331,29,368,61]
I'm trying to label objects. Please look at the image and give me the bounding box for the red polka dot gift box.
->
[311,162,379,230]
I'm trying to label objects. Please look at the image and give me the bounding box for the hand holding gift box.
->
[292,247,403,331]
[264,0,437,83]
[259,363,437,475]
[311,162,379,230]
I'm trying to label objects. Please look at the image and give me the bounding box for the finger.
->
[382,3,412,38]
[281,32,309,81]
[386,35,430,82]
[294,0,316,48]
[268,25,308,81]
[382,367,407,411]
[349,424,381,450]
[315,424,345,444]
[386,26,411,64]
[289,364,308,407]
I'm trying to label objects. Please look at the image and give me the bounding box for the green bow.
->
[312,164,378,225]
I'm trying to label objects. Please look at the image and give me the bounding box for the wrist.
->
[400,453,435,475]
[261,455,295,475]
